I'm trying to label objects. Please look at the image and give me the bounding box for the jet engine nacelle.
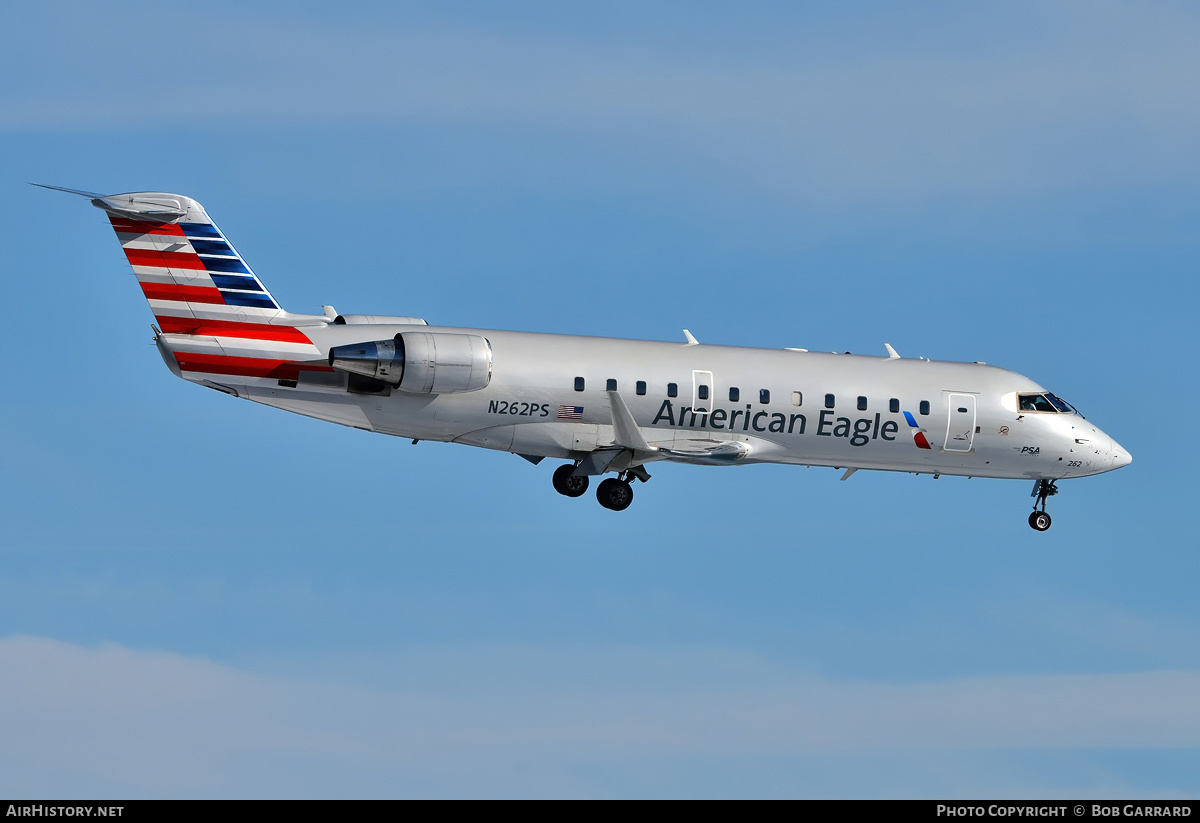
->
[328,332,493,394]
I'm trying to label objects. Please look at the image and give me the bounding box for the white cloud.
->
[1,636,1198,797]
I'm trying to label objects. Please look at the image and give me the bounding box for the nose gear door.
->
[944,393,976,452]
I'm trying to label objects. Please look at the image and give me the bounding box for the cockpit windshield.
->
[1018,392,1078,414]
[1046,393,1074,413]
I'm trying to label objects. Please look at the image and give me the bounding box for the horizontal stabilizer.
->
[33,183,187,220]
[32,183,105,198]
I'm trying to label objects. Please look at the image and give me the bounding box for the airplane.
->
[41,185,1131,530]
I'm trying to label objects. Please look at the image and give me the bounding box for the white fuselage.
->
[170,322,1130,483]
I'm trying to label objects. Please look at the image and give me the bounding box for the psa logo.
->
[902,411,932,450]
[1020,446,1041,456]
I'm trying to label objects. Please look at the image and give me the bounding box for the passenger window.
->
[728,387,739,402]
[636,381,647,396]
[667,382,678,398]
[825,393,835,409]
[574,377,585,392]
[919,400,930,415]
[889,398,900,414]
[791,391,803,407]
[606,378,617,392]
[760,389,770,404]
[857,396,867,411]
[698,385,710,400]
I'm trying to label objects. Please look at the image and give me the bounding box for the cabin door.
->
[944,393,976,452]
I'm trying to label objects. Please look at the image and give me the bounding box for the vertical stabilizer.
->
[101,193,283,321]
[42,186,332,384]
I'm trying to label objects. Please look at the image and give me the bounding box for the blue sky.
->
[1,0,1197,798]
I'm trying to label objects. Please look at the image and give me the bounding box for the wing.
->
[571,391,750,474]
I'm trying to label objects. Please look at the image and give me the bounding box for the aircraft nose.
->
[1111,440,1132,469]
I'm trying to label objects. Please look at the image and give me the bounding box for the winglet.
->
[608,390,654,452]
[682,329,699,346]
[884,343,900,359]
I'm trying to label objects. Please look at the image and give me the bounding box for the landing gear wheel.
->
[1029,479,1058,531]
[552,464,589,498]
[1029,511,1052,532]
[596,478,634,511]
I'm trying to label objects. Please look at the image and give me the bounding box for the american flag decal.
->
[558,405,584,420]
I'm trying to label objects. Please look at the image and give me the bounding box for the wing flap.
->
[657,438,750,465]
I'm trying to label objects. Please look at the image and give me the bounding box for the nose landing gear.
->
[1029,479,1058,531]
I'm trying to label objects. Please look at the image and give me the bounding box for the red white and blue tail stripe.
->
[104,199,281,317]
[41,187,331,383]
[114,215,281,311]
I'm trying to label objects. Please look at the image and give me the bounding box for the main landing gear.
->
[552,464,589,497]
[552,463,647,510]
[1029,479,1059,531]
[596,477,634,511]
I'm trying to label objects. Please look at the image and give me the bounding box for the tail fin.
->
[43,186,331,383]
[99,191,284,321]
[35,185,284,323]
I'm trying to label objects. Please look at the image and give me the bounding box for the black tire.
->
[552,464,589,497]
[596,478,634,511]
[1029,511,1052,531]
